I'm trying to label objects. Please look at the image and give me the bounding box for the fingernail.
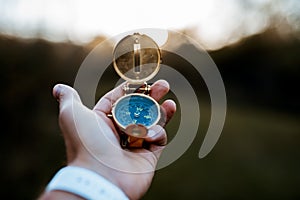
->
[54,85,62,100]
[147,129,157,137]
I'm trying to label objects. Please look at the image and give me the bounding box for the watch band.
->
[46,166,129,200]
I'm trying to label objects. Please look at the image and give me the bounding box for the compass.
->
[111,33,161,148]
[112,93,160,129]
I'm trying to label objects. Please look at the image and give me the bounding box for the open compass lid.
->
[113,33,161,84]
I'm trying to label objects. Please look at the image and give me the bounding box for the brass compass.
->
[111,33,161,148]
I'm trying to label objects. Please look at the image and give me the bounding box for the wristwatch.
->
[111,33,162,148]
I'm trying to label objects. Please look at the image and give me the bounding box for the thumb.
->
[52,84,83,161]
[53,84,82,111]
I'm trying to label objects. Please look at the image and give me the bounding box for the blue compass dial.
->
[113,94,160,129]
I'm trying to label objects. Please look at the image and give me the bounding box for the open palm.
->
[53,80,176,200]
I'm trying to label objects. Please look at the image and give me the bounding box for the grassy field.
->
[143,104,300,199]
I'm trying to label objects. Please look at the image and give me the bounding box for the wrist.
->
[69,156,123,191]
[46,166,129,200]
[69,156,150,200]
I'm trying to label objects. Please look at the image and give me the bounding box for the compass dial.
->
[112,93,160,129]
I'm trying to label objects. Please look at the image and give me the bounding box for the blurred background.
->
[1,0,299,199]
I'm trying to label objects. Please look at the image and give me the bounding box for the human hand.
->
[47,80,176,200]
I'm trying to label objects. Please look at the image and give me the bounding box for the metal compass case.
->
[111,33,162,148]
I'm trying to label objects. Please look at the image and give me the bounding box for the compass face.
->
[112,94,160,129]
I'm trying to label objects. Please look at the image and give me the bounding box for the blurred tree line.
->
[211,28,300,114]
[0,27,299,199]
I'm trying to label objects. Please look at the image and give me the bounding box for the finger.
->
[94,79,170,114]
[159,99,177,127]
[150,80,170,101]
[144,125,167,153]
[144,125,167,145]
[93,82,126,114]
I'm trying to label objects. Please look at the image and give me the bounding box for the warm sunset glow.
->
[0,0,299,49]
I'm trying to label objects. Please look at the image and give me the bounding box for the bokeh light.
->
[0,0,299,49]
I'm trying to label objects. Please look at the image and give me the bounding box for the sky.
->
[0,0,299,50]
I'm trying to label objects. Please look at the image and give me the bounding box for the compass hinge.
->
[123,83,151,95]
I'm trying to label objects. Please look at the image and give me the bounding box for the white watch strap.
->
[46,166,129,200]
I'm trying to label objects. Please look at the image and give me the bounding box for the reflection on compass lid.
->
[113,33,161,84]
